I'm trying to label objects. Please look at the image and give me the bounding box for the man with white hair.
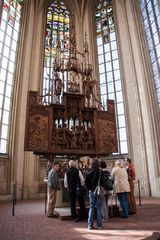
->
[64,160,87,221]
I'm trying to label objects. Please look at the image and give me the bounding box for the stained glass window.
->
[43,1,70,104]
[139,0,160,103]
[95,0,128,154]
[0,0,22,154]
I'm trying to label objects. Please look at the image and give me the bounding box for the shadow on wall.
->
[142,232,160,240]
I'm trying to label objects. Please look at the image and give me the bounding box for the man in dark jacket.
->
[64,160,87,221]
[85,158,105,230]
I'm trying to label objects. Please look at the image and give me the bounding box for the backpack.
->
[104,171,113,191]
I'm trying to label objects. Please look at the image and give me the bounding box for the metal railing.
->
[136,179,141,206]
[12,182,48,216]
[12,182,17,216]
[12,179,141,216]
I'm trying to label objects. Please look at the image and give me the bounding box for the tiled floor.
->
[0,197,160,240]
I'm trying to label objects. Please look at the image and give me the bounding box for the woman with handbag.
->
[85,158,105,230]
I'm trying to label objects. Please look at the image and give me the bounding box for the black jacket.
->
[85,167,105,191]
[66,167,79,191]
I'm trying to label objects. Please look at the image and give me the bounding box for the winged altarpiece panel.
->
[24,91,118,158]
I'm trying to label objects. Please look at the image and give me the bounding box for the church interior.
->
[0,0,160,206]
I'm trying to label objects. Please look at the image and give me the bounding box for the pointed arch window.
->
[43,0,70,104]
[95,0,128,154]
[0,0,22,154]
[139,0,160,103]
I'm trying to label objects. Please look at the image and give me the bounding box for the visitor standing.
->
[85,158,105,230]
[125,157,137,214]
[111,160,130,218]
[100,161,112,221]
[64,160,87,221]
[47,162,61,218]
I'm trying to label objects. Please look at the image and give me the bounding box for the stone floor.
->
[0,197,160,240]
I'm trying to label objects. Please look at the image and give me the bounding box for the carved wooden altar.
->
[24,32,118,158]
[24,91,117,158]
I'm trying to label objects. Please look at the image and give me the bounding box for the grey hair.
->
[69,160,76,167]
[115,159,125,167]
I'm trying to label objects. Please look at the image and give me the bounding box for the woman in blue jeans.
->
[111,160,130,218]
[85,158,105,229]
[88,191,103,229]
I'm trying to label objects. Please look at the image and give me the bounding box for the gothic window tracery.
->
[139,0,160,103]
[95,0,128,154]
[0,0,22,154]
[43,0,70,104]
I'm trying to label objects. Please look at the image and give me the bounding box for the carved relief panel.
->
[25,91,118,157]
[25,91,52,152]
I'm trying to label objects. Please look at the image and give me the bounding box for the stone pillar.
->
[11,0,46,199]
[114,0,160,196]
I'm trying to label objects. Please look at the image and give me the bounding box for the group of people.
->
[46,157,137,230]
